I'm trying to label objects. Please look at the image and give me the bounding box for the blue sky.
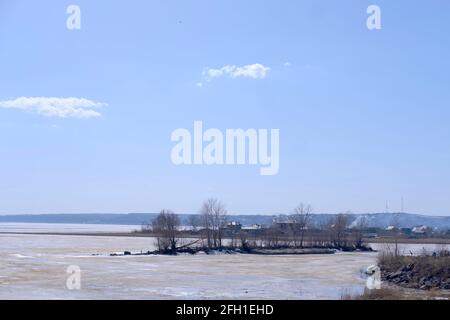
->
[1,0,450,215]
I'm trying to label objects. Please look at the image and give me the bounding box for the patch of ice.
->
[10,254,31,258]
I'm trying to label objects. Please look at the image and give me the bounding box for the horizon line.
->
[0,211,448,218]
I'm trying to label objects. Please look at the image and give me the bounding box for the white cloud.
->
[203,63,270,81]
[283,62,292,67]
[0,97,107,118]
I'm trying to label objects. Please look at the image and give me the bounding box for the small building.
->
[242,224,263,231]
[227,221,242,231]
[412,225,429,234]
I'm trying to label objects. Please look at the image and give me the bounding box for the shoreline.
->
[107,247,338,257]
[2,231,450,245]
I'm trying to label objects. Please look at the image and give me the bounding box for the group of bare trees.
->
[150,198,228,252]
[319,214,368,249]
[328,214,350,248]
[352,216,368,248]
[260,203,313,248]
[199,198,228,248]
[260,209,369,250]
[291,203,313,247]
[151,209,180,252]
[149,200,369,252]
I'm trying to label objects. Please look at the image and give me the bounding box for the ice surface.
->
[0,236,374,300]
[1,223,447,300]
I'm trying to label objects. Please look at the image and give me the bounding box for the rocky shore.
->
[380,252,450,290]
[383,264,450,290]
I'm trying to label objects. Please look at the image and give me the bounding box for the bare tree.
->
[330,214,350,248]
[291,203,313,248]
[319,218,334,247]
[238,230,249,249]
[263,224,282,248]
[390,213,401,256]
[200,206,213,248]
[152,210,180,253]
[200,198,227,248]
[352,216,368,248]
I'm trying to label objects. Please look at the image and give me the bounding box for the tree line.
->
[149,199,370,253]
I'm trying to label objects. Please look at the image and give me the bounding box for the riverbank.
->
[2,230,449,245]
[379,251,450,290]
[106,247,338,257]
[342,285,450,300]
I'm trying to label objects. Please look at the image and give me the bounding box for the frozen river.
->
[0,234,376,300]
[0,222,141,233]
[0,224,448,300]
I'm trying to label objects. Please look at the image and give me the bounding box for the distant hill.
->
[0,212,449,230]
[349,212,450,230]
[0,213,157,226]
[0,213,274,227]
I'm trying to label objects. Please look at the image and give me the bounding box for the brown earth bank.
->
[342,286,450,300]
[380,251,450,290]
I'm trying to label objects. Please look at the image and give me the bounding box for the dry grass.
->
[342,247,450,300]
[341,288,405,300]
[342,287,450,300]
[378,249,450,287]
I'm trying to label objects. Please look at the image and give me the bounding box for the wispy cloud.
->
[203,63,271,81]
[0,97,107,118]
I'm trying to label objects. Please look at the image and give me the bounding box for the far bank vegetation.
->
[142,199,373,255]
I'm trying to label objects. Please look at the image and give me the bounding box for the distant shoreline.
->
[2,231,450,245]
[1,212,450,231]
